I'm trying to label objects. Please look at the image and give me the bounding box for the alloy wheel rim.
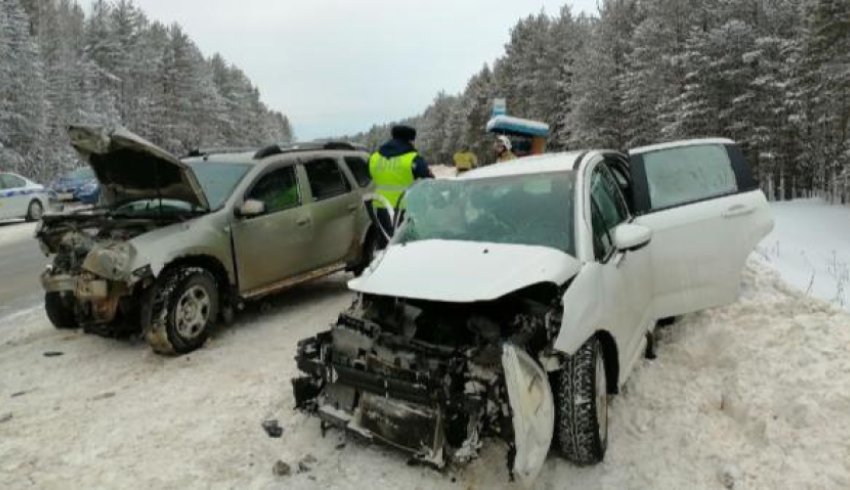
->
[174,285,211,339]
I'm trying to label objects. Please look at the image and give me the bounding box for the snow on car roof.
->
[629,138,735,155]
[459,151,585,180]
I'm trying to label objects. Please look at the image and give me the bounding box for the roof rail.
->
[184,147,258,159]
[253,141,364,159]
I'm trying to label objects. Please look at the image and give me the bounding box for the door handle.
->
[347,204,359,213]
[296,217,311,226]
[722,204,756,218]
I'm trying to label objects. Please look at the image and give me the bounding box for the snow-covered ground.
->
[1,198,849,489]
[759,199,850,311]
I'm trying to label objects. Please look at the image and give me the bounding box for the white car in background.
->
[292,138,774,486]
[0,172,49,221]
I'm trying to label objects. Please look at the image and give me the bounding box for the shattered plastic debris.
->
[261,419,283,438]
[272,460,291,477]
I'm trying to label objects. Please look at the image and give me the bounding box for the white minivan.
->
[292,138,774,486]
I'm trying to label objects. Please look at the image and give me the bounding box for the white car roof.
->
[629,138,734,155]
[458,151,586,180]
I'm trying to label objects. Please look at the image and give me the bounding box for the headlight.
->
[81,242,137,281]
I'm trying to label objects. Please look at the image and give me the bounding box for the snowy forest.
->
[0,0,293,181]
[353,0,850,202]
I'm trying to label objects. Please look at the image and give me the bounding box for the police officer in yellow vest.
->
[369,125,433,248]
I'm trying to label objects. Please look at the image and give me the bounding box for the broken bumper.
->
[293,311,556,485]
[294,331,449,465]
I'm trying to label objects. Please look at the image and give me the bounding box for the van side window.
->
[590,166,627,261]
[642,144,737,210]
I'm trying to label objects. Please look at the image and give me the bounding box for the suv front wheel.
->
[143,267,219,355]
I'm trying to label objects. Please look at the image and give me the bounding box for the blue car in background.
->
[49,166,100,204]
[74,177,100,204]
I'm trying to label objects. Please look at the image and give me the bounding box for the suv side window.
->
[590,166,628,261]
[304,157,351,201]
[343,156,371,187]
[246,166,300,215]
[642,144,737,210]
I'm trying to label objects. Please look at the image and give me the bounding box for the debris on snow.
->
[272,460,291,477]
[91,392,116,401]
[43,351,64,357]
[718,463,742,489]
[0,413,12,424]
[261,419,283,438]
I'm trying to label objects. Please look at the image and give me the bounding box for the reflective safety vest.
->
[369,151,416,209]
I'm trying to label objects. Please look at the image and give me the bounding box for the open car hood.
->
[349,240,581,303]
[68,125,209,209]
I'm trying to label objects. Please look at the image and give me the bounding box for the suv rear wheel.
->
[553,337,608,465]
[143,267,219,355]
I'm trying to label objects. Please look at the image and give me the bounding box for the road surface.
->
[0,221,46,321]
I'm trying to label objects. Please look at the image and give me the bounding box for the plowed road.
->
[0,221,45,321]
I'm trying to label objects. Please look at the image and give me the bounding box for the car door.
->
[231,163,315,294]
[301,156,360,267]
[587,161,654,376]
[629,140,774,318]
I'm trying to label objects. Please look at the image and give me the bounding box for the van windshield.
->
[394,172,576,255]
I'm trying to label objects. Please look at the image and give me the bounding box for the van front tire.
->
[553,337,608,465]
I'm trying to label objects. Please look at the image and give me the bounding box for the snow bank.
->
[759,198,850,311]
[1,258,848,489]
[430,164,457,179]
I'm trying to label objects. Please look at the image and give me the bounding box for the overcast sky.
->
[123,0,598,140]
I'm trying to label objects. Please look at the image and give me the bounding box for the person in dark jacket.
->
[368,125,433,248]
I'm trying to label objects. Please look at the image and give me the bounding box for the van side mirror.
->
[237,199,265,218]
[613,223,652,252]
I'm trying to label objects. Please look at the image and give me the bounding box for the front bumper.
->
[41,270,129,324]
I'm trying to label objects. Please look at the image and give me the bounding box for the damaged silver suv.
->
[292,140,774,485]
[39,125,375,354]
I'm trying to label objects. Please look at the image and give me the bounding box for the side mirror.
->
[237,199,265,218]
[613,223,652,252]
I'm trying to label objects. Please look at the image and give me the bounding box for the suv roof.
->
[182,142,367,165]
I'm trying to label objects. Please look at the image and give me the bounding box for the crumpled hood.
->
[349,240,581,303]
[68,125,209,209]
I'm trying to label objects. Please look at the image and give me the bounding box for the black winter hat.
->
[391,125,417,142]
